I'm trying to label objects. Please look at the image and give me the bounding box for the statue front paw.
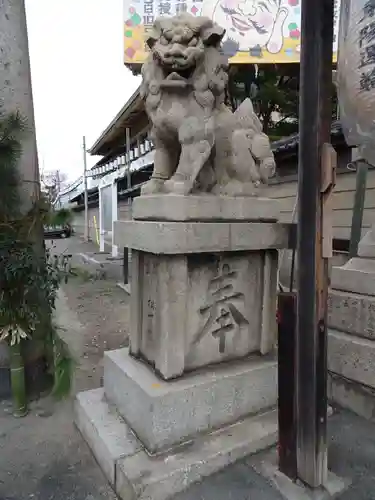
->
[259,158,276,183]
[141,178,166,195]
[164,178,193,195]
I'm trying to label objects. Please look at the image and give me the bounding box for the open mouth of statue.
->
[164,65,194,81]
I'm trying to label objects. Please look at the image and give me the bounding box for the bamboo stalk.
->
[9,342,28,417]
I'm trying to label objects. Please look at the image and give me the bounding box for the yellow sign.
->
[124,0,341,65]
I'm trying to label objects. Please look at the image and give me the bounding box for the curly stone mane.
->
[140,14,229,114]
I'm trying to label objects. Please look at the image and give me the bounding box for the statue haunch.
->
[140,13,276,197]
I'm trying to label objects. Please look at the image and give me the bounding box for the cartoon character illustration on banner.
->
[203,0,290,55]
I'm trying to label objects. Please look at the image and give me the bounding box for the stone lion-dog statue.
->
[140,13,276,197]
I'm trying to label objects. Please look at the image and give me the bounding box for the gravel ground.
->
[61,275,129,390]
[52,236,130,389]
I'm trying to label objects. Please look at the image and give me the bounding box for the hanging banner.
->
[124,0,341,65]
[337,0,375,165]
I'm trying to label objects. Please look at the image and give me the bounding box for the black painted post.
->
[277,291,297,479]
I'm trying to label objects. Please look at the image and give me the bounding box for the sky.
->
[25,0,140,182]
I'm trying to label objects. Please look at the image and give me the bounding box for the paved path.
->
[176,411,375,500]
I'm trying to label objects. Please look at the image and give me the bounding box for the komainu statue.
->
[140,13,276,197]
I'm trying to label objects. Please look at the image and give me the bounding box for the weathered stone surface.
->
[328,290,375,341]
[75,385,277,500]
[74,388,141,485]
[331,257,375,296]
[358,225,375,258]
[140,14,275,198]
[328,329,375,389]
[104,348,277,453]
[328,372,375,421]
[129,250,278,379]
[116,411,277,500]
[133,195,281,222]
[114,220,290,255]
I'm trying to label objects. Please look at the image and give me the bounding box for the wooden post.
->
[278,292,297,479]
[296,0,335,487]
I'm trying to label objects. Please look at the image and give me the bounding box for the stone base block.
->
[132,194,281,222]
[328,329,375,389]
[331,258,375,295]
[328,372,375,421]
[75,387,278,500]
[328,290,375,341]
[104,348,277,453]
[114,220,290,254]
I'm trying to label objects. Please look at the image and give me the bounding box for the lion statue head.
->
[141,14,229,112]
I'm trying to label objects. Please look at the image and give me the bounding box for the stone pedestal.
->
[331,225,375,296]
[329,225,375,418]
[76,195,289,500]
[129,241,278,380]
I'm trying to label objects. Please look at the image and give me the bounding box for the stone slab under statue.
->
[132,194,281,222]
[75,13,289,500]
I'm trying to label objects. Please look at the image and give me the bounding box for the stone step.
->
[328,371,375,422]
[328,329,375,390]
[103,348,277,453]
[74,388,141,486]
[328,290,375,341]
[331,258,375,296]
[75,387,278,500]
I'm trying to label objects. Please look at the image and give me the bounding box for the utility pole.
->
[56,169,61,203]
[83,135,89,241]
[296,0,335,487]
[125,127,131,190]
[123,127,132,285]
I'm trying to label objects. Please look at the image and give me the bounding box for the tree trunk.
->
[0,0,47,405]
[0,0,40,208]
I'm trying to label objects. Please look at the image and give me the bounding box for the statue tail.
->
[233,98,276,183]
[234,98,263,134]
